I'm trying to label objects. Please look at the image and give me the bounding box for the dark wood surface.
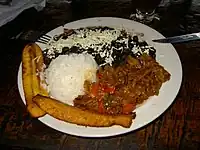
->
[0,0,200,149]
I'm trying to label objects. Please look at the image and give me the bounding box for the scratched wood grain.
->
[0,0,200,150]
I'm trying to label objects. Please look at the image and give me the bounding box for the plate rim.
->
[17,17,183,137]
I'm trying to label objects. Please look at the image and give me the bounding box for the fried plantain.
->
[33,95,133,128]
[31,51,40,96]
[31,43,48,96]
[22,44,46,117]
[22,45,33,106]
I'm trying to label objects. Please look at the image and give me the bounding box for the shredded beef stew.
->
[74,54,170,115]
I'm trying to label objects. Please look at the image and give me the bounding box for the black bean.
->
[121,30,127,37]
[44,57,51,67]
[95,54,105,65]
[132,36,139,42]
[139,41,148,47]
[62,47,70,54]
[54,52,60,58]
[70,46,80,53]
[128,42,135,49]
[149,50,156,59]
[87,48,94,53]
[117,36,123,40]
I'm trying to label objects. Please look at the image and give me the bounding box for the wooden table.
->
[0,1,200,149]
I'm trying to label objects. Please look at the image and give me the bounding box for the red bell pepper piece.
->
[122,103,136,114]
[102,85,115,94]
[90,82,99,97]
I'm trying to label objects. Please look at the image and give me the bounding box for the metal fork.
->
[37,34,52,44]
[16,30,52,44]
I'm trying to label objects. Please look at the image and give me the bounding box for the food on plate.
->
[21,26,171,128]
[22,43,47,117]
[43,27,156,67]
[41,26,170,125]
[45,53,98,105]
[33,94,134,128]
[74,54,170,115]
[43,26,170,115]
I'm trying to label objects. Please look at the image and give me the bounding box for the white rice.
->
[45,53,98,105]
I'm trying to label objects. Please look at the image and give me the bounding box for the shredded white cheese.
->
[44,27,156,66]
[45,29,121,57]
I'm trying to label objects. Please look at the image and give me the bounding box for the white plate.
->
[17,17,182,137]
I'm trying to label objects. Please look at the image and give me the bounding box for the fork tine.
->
[39,36,50,41]
[37,34,52,44]
[38,38,49,42]
[37,39,48,44]
[42,34,52,39]
[39,34,51,40]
